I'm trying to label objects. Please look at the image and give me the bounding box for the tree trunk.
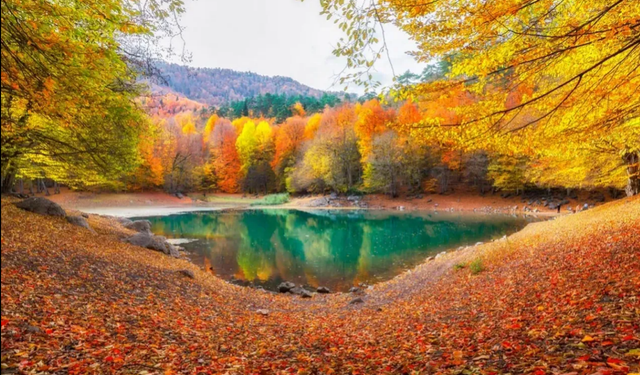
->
[1,166,17,194]
[625,151,639,197]
[41,179,50,196]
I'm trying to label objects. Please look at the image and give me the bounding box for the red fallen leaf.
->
[45,328,53,335]
[621,335,635,341]
[0,318,8,328]
[601,340,613,346]
[578,355,590,361]
[606,358,622,364]
[104,355,114,362]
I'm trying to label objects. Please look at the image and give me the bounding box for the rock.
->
[66,215,95,233]
[300,290,313,298]
[166,242,181,258]
[126,232,177,257]
[317,286,331,294]
[349,297,364,305]
[397,206,405,211]
[427,198,433,203]
[330,192,338,200]
[347,195,359,201]
[348,287,360,293]
[583,203,589,210]
[177,269,195,279]
[288,286,304,295]
[307,197,329,207]
[81,212,89,218]
[115,217,134,226]
[175,192,185,199]
[278,281,296,293]
[256,309,270,316]
[15,197,65,217]
[124,220,152,233]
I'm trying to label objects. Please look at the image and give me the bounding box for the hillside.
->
[153,62,341,107]
[1,196,638,373]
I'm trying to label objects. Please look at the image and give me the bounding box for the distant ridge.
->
[153,62,344,107]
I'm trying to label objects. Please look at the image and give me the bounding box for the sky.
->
[167,0,425,94]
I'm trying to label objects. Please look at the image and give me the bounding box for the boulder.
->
[81,212,89,218]
[124,220,152,233]
[115,217,134,226]
[307,197,329,207]
[177,269,195,279]
[166,242,181,258]
[126,232,179,257]
[278,281,296,293]
[329,192,338,200]
[289,286,313,297]
[348,286,360,293]
[256,309,270,316]
[15,197,65,217]
[175,192,185,199]
[300,290,313,298]
[349,297,364,305]
[66,215,95,233]
[316,286,331,294]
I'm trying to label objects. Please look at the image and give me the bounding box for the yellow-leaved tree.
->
[321,0,640,195]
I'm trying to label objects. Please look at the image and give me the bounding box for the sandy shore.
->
[36,188,603,217]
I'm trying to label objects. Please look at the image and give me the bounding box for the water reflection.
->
[140,209,533,291]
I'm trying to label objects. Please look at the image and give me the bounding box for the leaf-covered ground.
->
[1,197,639,374]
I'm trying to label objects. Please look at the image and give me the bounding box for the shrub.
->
[469,258,485,275]
[251,193,290,206]
[454,263,467,270]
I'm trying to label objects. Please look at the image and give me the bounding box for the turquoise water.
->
[140,209,532,291]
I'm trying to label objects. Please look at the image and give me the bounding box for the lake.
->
[139,209,534,291]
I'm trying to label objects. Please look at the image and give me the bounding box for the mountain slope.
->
[154,62,337,107]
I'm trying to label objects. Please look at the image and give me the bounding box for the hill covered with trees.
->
[153,62,346,107]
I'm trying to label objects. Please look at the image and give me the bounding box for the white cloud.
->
[167,0,424,94]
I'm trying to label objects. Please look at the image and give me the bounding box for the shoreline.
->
[39,188,589,218]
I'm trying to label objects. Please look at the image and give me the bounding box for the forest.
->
[153,62,344,106]
[1,0,638,199]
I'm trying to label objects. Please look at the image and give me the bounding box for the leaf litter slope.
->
[1,198,639,374]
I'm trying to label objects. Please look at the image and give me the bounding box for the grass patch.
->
[469,258,485,275]
[251,193,290,206]
[453,263,467,270]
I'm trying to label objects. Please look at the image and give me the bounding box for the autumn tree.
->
[272,116,307,191]
[321,0,640,195]
[1,0,186,191]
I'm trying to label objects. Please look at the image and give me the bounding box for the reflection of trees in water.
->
[143,210,529,290]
